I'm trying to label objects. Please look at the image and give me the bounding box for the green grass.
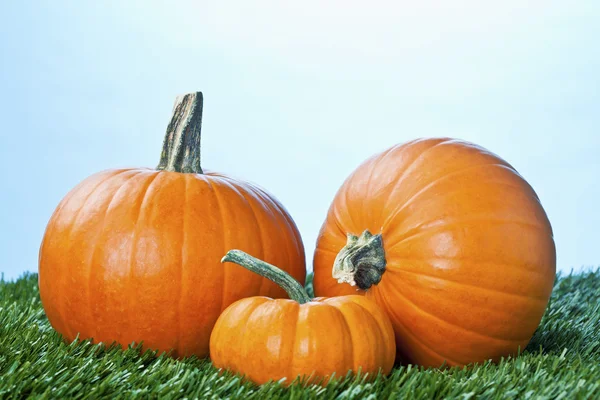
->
[1,270,599,399]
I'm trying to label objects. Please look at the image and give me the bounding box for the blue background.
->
[1,1,598,280]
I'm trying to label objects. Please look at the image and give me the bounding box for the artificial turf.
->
[0,270,598,399]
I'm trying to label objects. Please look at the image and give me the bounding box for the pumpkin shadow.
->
[525,326,583,356]
[390,324,582,371]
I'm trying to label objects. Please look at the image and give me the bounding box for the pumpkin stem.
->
[157,92,204,174]
[222,250,312,304]
[332,230,386,290]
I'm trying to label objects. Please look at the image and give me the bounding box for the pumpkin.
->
[38,92,306,358]
[313,138,555,367]
[210,250,395,386]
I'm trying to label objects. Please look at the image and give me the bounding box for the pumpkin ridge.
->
[61,169,134,340]
[86,170,146,342]
[381,272,527,345]
[286,301,300,383]
[53,170,127,225]
[348,299,394,365]
[329,203,351,237]
[371,142,403,169]
[289,304,308,384]
[380,162,510,230]
[342,178,360,233]
[231,298,270,376]
[388,266,550,302]
[240,300,279,380]
[389,256,543,282]
[232,184,270,296]
[205,178,228,313]
[325,302,356,373]
[214,176,267,295]
[246,183,304,296]
[45,170,109,339]
[314,246,340,257]
[385,216,549,254]
[428,216,548,232]
[174,173,189,357]
[361,151,393,224]
[371,281,463,366]
[362,144,404,219]
[388,257,550,277]
[264,190,305,266]
[67,170,133,239]
[381,178,533,240]
[385,270,543,343]
[249,299,273,373]
[378,138,451,215]
[389,179,537,223]
[126,172,162,341]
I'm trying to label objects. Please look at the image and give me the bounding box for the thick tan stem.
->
[157,92,204,174]
[332,230,386,290]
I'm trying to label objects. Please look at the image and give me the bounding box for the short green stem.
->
[222,250,312,304]
[157,91,204,174]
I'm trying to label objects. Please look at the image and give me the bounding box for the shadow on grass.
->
[526,326,583,355]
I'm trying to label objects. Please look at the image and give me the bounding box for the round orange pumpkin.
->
[210,250,395,386]
[313,138,555,367]
[38,92,306,358]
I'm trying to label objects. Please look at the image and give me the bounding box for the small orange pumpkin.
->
[38,92,306,358]
[313,138,555,367]
[210,250,396,386]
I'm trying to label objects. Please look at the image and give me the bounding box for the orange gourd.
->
[210,250,396,386]
[39,92,306,358]
[313,138,555,367]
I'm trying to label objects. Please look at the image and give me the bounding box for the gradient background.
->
[1,1,598,280]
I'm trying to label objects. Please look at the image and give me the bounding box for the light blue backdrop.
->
[1,1,598,280]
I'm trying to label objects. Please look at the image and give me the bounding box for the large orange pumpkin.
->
[313,138,555,367]
[210,250,395,386]
[39,92,306,358]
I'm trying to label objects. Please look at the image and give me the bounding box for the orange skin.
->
[210,295,396,386]
[39,168,306,358]
[313,138,556,367]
